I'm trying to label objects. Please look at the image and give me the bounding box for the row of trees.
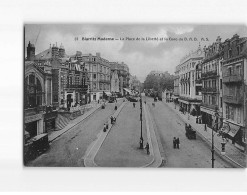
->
[143,71,175,92]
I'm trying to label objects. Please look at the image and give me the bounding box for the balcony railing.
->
[201,70,217,79]
[24,105,46,116]
[180,77,190,83]
[99,79,110,83]
[201,103,218,110]
[222,74,242,83]
[223,94,243,105]
[66,84,88,90]
[195,79,202,84]
[201,87,218,93]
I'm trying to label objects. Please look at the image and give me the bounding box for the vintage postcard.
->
[24,24,247,168]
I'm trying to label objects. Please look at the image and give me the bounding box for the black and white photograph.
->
[24,24,247,168]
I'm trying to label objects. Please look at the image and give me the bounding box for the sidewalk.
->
[84,100,127,167]
[164,101,246,168]
[48,103,102,142]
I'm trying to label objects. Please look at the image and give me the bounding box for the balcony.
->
[201,87,218,93]
[222,74,242,83]
[201,70,218,79]
[66,84,88,91]
[99,79,110,84]
[195,79,202,84]
[201,103,218,110]
[180,77,190,83]
[223,95,243,105]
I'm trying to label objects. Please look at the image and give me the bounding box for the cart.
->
[185,124,196,139]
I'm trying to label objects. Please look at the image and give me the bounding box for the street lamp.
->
[139,95,143,149]
[211,106,230,168]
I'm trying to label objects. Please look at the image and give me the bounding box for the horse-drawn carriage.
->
[185,123,196,139]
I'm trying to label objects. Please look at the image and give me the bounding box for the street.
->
[146,97,233,168]
[27,97,234,168]
[27,100,123,167]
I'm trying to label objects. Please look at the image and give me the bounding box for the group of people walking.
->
[173,137,180,149]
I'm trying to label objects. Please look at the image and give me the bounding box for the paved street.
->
[27,96,236,168]
[145,97,234,168]
[27,100,123,167]
[95,101,153,167]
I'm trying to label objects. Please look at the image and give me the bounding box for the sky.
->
[25,24,247,82]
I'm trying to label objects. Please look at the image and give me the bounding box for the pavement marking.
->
[83,101,127,167]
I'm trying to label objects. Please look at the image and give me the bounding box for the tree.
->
[143,71,175,92]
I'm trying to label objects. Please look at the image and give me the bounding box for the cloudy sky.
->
[25,24,247,82]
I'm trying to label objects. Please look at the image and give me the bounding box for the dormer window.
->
[237,46,240,55]
[228,49,232,58]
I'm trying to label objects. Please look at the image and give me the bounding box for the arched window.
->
[25,74,43,109]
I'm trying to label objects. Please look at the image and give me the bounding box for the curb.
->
[84,101,126,167]
[142,103,163,168]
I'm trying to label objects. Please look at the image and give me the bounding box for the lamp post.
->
[211,106,230,168]
[139,95,143,149]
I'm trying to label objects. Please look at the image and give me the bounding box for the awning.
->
[178,99,189,104]
[123,88,132,94]
[105,92,111,96]
[227,123,241,137]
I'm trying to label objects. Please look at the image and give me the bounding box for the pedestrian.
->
[176,137,180,149]
[133,102,135,108]
[115,104,117,110]
[144,101,146,104]
[145,142,150,155]
[173,137,176,149]
[110,116,113,124]
[103,123,107,132]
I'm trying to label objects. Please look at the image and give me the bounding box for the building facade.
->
[177,45,204,114]
[81,53,111,101]
[24,61,53,139]
[221,34,247,151]
[200,36,223,129]
[110,62,120,94]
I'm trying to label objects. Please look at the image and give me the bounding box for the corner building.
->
[221,34,247,151]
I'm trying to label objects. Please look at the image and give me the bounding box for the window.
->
[237,46,240,55]
[220,97,222,108]
[226,105,234,121]
[212,96,216,105]
[235,65,242,75]
[236,107,241,124]
[228,67,232,76]
[228,49,232,58]
[93,74,96,79]
[220,79,222,90]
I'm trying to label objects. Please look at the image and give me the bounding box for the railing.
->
[68,103,97,112]
[201,70,218,79]
[99,79,110,83]
[195,79,202,84]
[66,84,88,89]
[180,77,190,83]
[201,87,218,93]
[222,74,242,83]
[201,103,218,110]
[24,105,47,116]
[223,95,243,105]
